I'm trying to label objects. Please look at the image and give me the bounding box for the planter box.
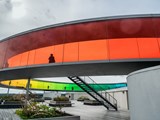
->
[77,99,84,102]
[44,97,52,100]
[84,100,103,105]
[49,101,72,107]
[0,101,24,108]
[27,115,80,120]
[4,101,24,104]
[32,98,45,102]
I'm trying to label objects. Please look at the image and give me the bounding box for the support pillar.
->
[25,78,31,106]
[7,81,11,96]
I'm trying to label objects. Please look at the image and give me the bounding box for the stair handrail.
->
[87,76,117,107]
[68,76,110,109]
[69,76,117,110]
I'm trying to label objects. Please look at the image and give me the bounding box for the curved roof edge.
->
[127,65,160,79]
[1,13,160,42]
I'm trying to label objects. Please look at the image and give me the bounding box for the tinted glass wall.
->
[0,17,160,69]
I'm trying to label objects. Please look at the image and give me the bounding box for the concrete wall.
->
[43,91,93,100]
[107,90,128,109]
[127,65,160,120]
[43,89,128,109]
[43,91,61,99]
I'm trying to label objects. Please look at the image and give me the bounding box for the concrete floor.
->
[0,100,130,120]
[63,101,130,120]
[0,109,21,120]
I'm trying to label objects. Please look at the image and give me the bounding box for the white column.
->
[127,65,160,120]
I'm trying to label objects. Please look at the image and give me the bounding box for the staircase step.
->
[68,76,117,111]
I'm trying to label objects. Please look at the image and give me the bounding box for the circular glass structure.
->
[0,14,160,81]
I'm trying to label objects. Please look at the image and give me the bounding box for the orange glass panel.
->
[8,54,22,67]
[109,38,139,59]
[79,39,108,61]
[28,50,36,65]
[54,44,63,63]
[138,38,160,58]
[63,42,78,62]
[34,46,54,64]
[20,52,29,66]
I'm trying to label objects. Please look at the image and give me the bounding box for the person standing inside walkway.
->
[48,54,55,63]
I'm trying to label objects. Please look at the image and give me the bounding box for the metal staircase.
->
[68,76,118,111]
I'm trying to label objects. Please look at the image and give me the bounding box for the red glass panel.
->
[0,41,8,68]
[153,18,160,37]
[107,18,155,39]
[66,21,106,43]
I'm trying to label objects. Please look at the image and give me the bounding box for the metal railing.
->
[82,76,117,109]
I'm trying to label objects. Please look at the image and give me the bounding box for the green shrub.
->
[0,96,12,101]
[0,94,38,102]
[16,102,66,119]
[12,94,25,101]
[0,94,26,101]
[53,96,69,101]
[77,96,90,101]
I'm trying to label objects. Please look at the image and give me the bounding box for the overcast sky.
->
[0,0,160,40]
[0,0,159,93]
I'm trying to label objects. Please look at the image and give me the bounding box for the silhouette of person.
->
[4,62,9,68]
[48,54,55,63]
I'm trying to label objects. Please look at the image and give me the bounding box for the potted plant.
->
[0,94,25,108]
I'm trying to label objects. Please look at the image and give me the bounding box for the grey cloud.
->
[0,0,160,40]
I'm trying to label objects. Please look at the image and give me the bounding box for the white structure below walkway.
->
[127,65,160,120]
